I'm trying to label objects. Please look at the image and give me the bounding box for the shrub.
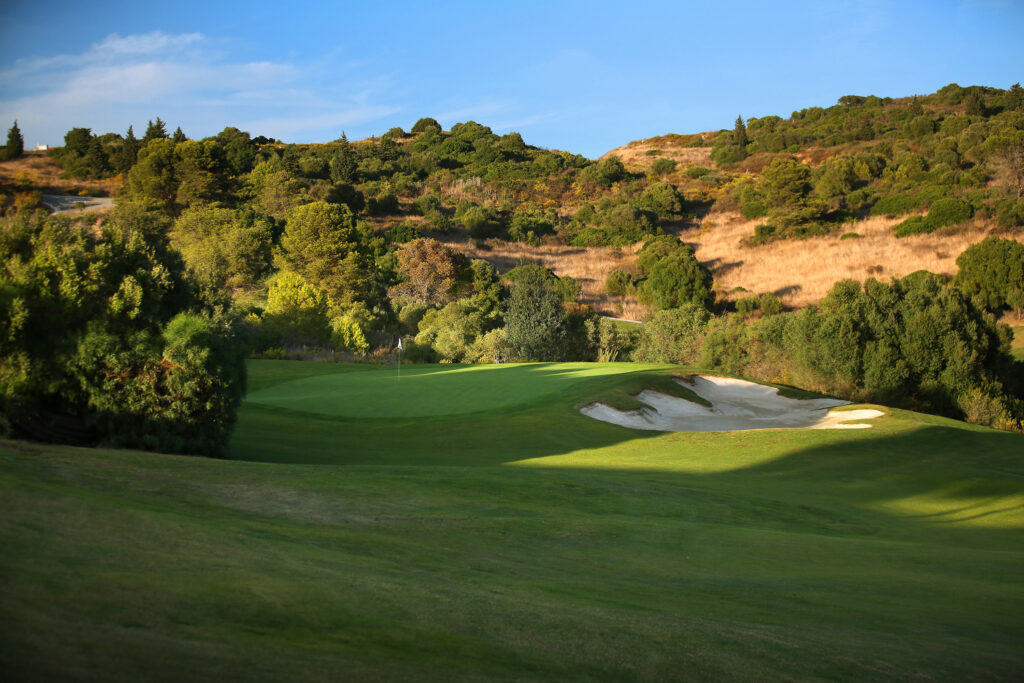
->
[927,197,973,227]
[631,303,711,364]
[685,166,710,179]
[604,269,635,296]
[840,231,863,240]
[651,158,676,176]
[870,192,922,216]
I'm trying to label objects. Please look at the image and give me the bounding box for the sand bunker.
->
[581,375,883,432]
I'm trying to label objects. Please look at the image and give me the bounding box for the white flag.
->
[397,337,403,351]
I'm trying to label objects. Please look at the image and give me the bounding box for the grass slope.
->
[2,360,1023,681]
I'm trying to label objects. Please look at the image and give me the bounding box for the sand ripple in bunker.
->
[581,375,884,432]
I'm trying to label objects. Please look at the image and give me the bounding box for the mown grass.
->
[1,360,1023,681]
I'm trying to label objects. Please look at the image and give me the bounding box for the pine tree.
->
[733,115,748,150]
[116,125,140,174]
[143,117,169,143]
[330,132,357,183]
[4,120,24,160]
[172,126,187,143]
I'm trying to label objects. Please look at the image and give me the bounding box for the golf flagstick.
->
[397,337,402,382]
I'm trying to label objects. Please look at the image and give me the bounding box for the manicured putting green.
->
[245,362,650,418]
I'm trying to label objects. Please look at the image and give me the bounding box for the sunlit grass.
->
[2,359,1023,680]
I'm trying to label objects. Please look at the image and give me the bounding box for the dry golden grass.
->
[600,136,714,173]
[684,212,1023,307]
[444,236,649,320]
[0,151,122,196]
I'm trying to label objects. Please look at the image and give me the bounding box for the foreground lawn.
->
[2,360,1023,680]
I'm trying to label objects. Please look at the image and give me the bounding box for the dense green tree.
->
[4,120,24,160]
[733,115,748,150]
[143,117,169,143]
[635,236,714,311]
[279,201,376,304]
[63,127,92,157]
[172,126,187,143]
[173,139,228,207]
[954,237,1024,318]
[329,133,358,184]
[169,206,274,291]
[124,139,180,213]
[411,117,442,134]
[504,266,567,361]
[215,127,257,175]
[260,271,331,346]
[115,125,141,174]
[0,211,244,456]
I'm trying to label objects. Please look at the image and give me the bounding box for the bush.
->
[870,192,922,216]
[631,304,711,364]
[605,269,634,296]
[651,158,676,175]
[840,231,863,240]
[927,197,973,227]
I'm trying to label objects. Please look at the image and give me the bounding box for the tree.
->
[329,133,357,183]
[955,237,1024,318]
[279,201,376,304]
[143,117,169,143]
[4,120,24,160]
[411,117,442,134]
[115,125,141,174]
[388,238,469,305]
[0,211,245,456]
[261,271,331,346]
[733,115,748,150]
[635,236,715,311]
[504,266,567,361]
[169,206,273,290]
[124,138,180,213]
[173,139,228,207]
[172,126,187,143]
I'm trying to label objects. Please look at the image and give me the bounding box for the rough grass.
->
[0,150,122,196]
[2,359,1023,681]
[685,212,1022,308]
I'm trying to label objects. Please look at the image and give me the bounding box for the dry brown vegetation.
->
[444,236,649,320]
[600,134,716,173]
[683,212,1024,307]
[0,151,122,196]
[439,211,1023,320]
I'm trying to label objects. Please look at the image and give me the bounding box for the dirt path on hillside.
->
[40,194,115,213]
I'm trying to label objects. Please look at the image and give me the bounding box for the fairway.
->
[2,359,1023,681]
[245,361,650,418]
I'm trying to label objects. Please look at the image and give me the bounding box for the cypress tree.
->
[5,120,24,160]
[172,126,187,143]
[733,115,748,150]
[116,125,140,174]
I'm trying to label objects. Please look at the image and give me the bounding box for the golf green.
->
[244,361,653,418]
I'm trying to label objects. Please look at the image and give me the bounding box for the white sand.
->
[581,375,884,432]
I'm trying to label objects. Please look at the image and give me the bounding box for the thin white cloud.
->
[92,31,204,56]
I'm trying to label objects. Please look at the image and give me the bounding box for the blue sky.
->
[1,0,1021,158]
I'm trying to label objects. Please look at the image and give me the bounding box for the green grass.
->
[2,359,1023,680]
